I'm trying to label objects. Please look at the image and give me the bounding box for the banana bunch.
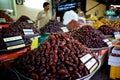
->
[111,19,120,30]
[99,18,111,26]
[92,20,103,29]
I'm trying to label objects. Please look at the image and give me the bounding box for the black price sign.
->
[3,36,25,50]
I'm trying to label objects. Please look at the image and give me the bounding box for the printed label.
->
[80,54,92,63]
[3,36,22,42]
[85,58,97,70]
[61,27,69,32]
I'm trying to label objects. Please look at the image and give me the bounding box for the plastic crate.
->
[110,66,120,79]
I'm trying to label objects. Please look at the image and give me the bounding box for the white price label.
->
[23,29,34,35]
[7,44,25,50]
[61,27,69,32]
[3,36,22,42]
[103,39,109,42]
[85,58,97,70]
[0,18,6,22]
[80,54,92,63]
[89,63,98,73]
[27,20,33,23]
[103,39,113,47]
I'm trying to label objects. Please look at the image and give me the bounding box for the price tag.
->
[61,27,69,32]
[85,58,97,70]
[0,18,6,22]
[31,37,38,50]
[4,36,22,42]
[23,29,34,35]
[3,36,25,50]
[80,54,92,63]
[89,62,98,73]
[103,39,113,47]
[27,20,33,23]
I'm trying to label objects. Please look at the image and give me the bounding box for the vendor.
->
[35,2,51,29]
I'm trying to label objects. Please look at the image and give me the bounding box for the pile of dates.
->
[16,15,32,23]
[72,25,107,48]
[0,23,32,50]
[14,21,40,35]
[66,20,80,31]
[0,10,14,22]
[13,32,98,80]
[39,20,65,33]
[15,15,39,35]
[98,25,116,35]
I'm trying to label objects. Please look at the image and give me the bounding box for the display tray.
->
[89,47,109,51]
[0,44,30,53]
[14,60,101,80]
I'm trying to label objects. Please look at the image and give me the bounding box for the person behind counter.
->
[35,2,51,29]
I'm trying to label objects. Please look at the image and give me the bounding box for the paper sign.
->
[31,37,38,50]
[27,20,33,23]
[61,27,69,32]
[89,63,98,73]
[85,58,97,70]
[80,54,92,63]
[23,29,34,35]
[103,39,113,47]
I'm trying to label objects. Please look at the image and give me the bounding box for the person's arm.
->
[35,12,42,27]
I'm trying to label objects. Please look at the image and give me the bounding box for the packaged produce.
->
[72,25,107,48]
[13,32,99,80]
